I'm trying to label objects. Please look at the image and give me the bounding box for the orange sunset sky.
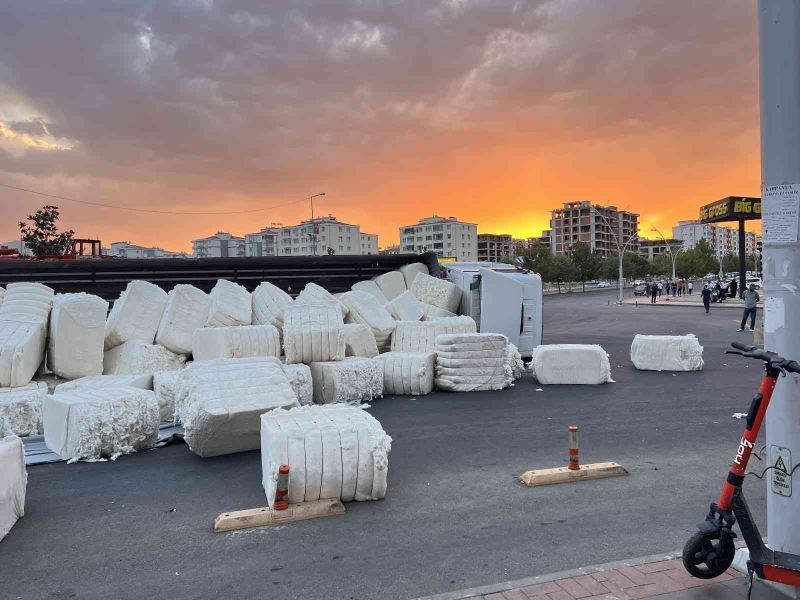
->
[0,1,761,252]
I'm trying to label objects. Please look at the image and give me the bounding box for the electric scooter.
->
[682,342,800,586]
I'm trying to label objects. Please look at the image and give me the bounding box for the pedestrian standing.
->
[738,284,761,331]
[688,280,693,295]
[672,280,677,296]
[730,278,738,299]
[657,281,663,298]
[651,282,658,304]
[701,284,711,313]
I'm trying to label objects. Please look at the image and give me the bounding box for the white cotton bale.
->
[409,272,461,313]
[385,291,425,322]
[531,344,613,385]
[0,282,54,323]
[372,271,407,301]
[390,321,436,353]
[429,315,477,335]
[252,281,293,328]
[340,291,396,352]
[0,435,26,542]
[103,340,186,375]
[377,352,435,395]
[48,293,108,379]
[630,334,704,371]
[342,323,379,358]
[295,282,348,317]
[0,287,5,309]
[350,280,386,302]
[104,281,168,350]
[421,304,456,320]
[153,370,182,422]
[283,363,313,406]
[0,317,47,388]
[192,324,281,361]
[310,357,383,405]
[206,279,252,327]
[505,343,525,381]
[434,332,513,392]
[282,303,345,364]
[54,373,153,394]
[399,262,429,288]
[43,387,159,461]
[261,404,391,507]
[176,357,299,457]
[155,285,211,355]
[0,382,48,437]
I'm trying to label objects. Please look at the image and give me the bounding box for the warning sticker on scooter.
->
[771,446,792,497]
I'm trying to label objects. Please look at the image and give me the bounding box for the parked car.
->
[633,284,647,296]
[746,278,762,289]
[597,281,610,288]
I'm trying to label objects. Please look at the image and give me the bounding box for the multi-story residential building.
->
[637,238,683,262]
[549,202,639,257]
[245,227,280,257]
[360,232,379,255]
[477,233,513,262]
[379,245,401,255]
[275,216,365,256]
[108,241,188,259]
[399,216,478,261]
[672,220,761,259]
[192,232,246,258]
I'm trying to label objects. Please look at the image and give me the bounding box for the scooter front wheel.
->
[682,531,736,579]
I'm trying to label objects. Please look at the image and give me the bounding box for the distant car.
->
[633,279,644,286]
[597,281,610,288]
[633,284,647,296]
[746,278,762,289]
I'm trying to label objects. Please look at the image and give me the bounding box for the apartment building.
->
[276,216,364,256]
[360,232,379,255]
[244,227,280,257]
[399,216,478,261]
[191,232,246,258]
[637,238,682,262]
[108,241,188,259]
[549,202,639,257]
[379,245,401,255]
[672,220,760,258]
[477,233,513,262]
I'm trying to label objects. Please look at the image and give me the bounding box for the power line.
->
[0,182,311,215]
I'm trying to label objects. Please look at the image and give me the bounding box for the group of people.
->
[699,279,760,332]
[646,279,693,304]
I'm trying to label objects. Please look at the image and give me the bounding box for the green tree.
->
[675,239,719,278]
[19,205,74,257]
[545,254,579,293]
[721,253,739,273]
[601,252,649,281]
[650,253,673,277]
[517,242,552,275]
[570,242,603,292]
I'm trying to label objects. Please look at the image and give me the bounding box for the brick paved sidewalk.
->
[419,557,790,600]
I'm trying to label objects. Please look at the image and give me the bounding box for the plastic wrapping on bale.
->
[372,271,407,301]
[0,382,47,437]
[376,352,435,395]
[206,279,252,327]
[0,317,47,388]
[283,363,313,406]
[409,272,461,313]
[261,404,391,506]
[0,434,26,542]
[48,293,108,380]
[399,262,429,288]
[384,291,425,321]
[55,373,154,394]
[252,282,293,329]
[104,280,168,350]
[531,344,613,385]
[295,283,349,317]
[310,357,383,405]
[342,323,379,358]
[43,387,159,462]
[435,333,512,392]
[192,324,281,361]
[176,357,299,457]
[630,334,704,371]
[283,303,346,364]
[340,291,396,352]
[350,280,386,302]
[0,282,54,323]
[155,285,211,355]
[104,340,186,375]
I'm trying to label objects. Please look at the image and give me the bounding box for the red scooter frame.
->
[683,342,800,585]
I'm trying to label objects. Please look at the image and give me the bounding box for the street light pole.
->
[308,192,326,256]
[593,207,637,305]
[650,226,681,281]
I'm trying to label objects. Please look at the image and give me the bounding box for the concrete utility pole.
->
[593,207,637,305]
[759,2,800,591]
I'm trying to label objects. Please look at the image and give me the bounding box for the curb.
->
[412,549,683,600]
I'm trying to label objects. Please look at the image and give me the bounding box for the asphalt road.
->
[0,291,773,600]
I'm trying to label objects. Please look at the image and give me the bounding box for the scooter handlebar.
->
[729,342,800,374]
[731,342,755,352]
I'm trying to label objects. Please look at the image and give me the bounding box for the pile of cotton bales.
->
[0,283,54,388]
[261,404,391,506]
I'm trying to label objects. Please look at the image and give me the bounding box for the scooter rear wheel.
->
[682,531,736,579]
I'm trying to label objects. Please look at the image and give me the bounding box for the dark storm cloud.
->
[0,0,756,196]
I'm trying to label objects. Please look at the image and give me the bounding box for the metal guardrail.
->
[0,252,440,302]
